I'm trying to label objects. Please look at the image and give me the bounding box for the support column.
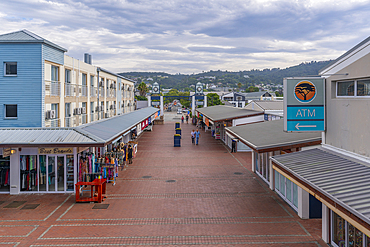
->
[192,96,195,116]
[251,151,255,172]
[298,187,310,219]
[73,147,78,193]
[148,96,151,107]
[160,96,164,116]
[322,204,330,243]
[269,152,275,191]
[204,95,207,107]
[10,151,20,195]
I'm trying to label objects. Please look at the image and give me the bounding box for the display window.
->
[20,154,74,193]
[275,170,298,211]
[255,152,270,184]
[331,211,367,247]
[0,155,10,192]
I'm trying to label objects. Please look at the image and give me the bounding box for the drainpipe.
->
[97,67,100,120]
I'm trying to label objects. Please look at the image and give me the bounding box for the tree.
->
[246,86,259,92]
[137,82,148,96]
[207,93,223,106]
[295,83,315,100]
[135,95,147,101]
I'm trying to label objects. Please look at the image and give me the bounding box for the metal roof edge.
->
[225,127,257,150]
[98,67,136,83]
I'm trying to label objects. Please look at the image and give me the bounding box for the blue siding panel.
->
[0,43,43,127]
[42,44,64,65]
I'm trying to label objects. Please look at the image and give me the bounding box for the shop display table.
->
[75,178,107,203]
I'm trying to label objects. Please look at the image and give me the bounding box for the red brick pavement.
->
[0,117,327,246]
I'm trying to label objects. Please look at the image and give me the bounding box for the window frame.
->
[4,104,18,119]
[4,62,17,76]
[336,79,370,98]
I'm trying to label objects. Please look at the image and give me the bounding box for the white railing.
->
[81,114,87,124]
[65,84,78,97]
[90,87,97,97]
[45,80,61,96]
[100,88,105,98]
[45,118,60,127]
[81,85,88,97]
[65,117,73,127]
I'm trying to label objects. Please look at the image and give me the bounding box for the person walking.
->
[186,114,189,124]
[181,115,184,123]
[191,129,195,144]
[128,145,133,164]
[231,139,236,153]
[195,129,201,145]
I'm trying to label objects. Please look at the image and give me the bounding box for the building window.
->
[4,104,17,118]
[65,69,71,83]
[275,170,298,211]
[337,79,370,97]
[51,65,59,82]
[4,62,17,76]
[82,73,87,85]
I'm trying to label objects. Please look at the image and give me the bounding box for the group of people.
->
[181,114,189,124]
[190,129,201,145]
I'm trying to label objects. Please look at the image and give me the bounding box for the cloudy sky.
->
[1,0,370,74]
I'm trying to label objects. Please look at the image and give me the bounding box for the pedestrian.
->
[181,115,184,123]
[191,129,195,144]
[128,145,133,164]
[231,139,236,153]
[186,114,189,124]
[195,129,201,145]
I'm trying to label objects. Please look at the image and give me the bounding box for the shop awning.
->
[271,148,370,236]
[0,128,102,147]
[196,105,263,122]
[77,107,159,145]
[226,119,321,153]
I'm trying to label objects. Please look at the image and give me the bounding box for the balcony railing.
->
[45,118,60,127]
[81,85,88,97]
[90,87,97,97]
[100,88,105,98]
[65,117,73,127]
[81,114,87,124]
[45,80,61,97]
[65,83,78,97]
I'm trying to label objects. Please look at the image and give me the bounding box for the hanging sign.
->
[38,148,73,154]
[141,119,149,129]
[205,118,210,127]
[2,148,12,157]
[284,77,325,132]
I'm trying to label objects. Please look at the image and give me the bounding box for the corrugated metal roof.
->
[271,148,370,225]
[0,128,99,146]
[77,107,158,142]
[246,100,283,111]
[196,105,262,121]
[0,29,67,52]
[226,119,321,152]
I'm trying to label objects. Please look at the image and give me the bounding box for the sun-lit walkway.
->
[0,115,326,246]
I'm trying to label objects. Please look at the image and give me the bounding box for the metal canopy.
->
[226,119,321,152]
[196,105,262,122]
[271,148,370,225]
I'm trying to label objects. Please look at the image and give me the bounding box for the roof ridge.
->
[21,29,44,40]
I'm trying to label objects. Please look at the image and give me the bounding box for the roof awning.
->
[226,119,321,153]
[271,148,370,236]
[196,105,263,122]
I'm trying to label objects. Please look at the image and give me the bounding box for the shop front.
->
[0,153,10,193]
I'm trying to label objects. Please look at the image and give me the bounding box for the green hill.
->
[118,60,332,91]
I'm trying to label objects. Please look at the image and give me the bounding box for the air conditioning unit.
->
[99,81,104,87]
[100,106,104,111]
[110,105,114,110]
[82,107,86,114]
[121,103,125,107]
[110,84,114,89]
[95,106,99,112]
[121,85,125,90]
[45,111,51,119]
[105,113,109,118]
[78,108,82,115]
[50,110,56,119]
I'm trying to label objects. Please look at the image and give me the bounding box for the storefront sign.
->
[2,148,11,157]
[141,119,149,129]
[38,148,73,154]
[284,77,325,132]
[205,118,210,127]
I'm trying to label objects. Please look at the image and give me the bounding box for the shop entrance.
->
[47,155,65,192]
[0,155,10,192]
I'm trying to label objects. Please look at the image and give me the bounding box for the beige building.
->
[44,55,135,127]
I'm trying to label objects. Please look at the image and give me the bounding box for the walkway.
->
[0,116,326,246]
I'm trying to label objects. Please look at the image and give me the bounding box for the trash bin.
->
[175,128,181,138]
[175,122,180,129]
[174,134,181,147]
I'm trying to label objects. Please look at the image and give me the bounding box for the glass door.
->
[48,156,56,191]
[57,156,65,191]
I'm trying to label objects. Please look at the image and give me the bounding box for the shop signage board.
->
[141,119,149,129]
[284,77,325,132]
[3,148,11,157]
[38,148,73,154]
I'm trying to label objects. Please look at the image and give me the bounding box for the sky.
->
[1,0,370,74]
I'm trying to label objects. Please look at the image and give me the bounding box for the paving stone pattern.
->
[0,118,327,246]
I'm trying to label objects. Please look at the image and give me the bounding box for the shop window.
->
[39,155,46,191]
[20,155,38,191]
[286,179,292,202]
[293,183,298,207]
[357,79,370,96]
[332,212,346,246]
[280,173,285,196]
[255,152,259,172]
[4,62,17,76]
[0,155,10,192]
[366,235,370,247]
[4,104,17,118]
[66,155,74,191]
[348,223,363,247]
[337,81,354,96]
[274,170,279,191]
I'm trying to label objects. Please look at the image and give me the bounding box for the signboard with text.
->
[284,77,325,132]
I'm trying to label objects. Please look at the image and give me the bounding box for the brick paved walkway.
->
[0,118,326,246]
